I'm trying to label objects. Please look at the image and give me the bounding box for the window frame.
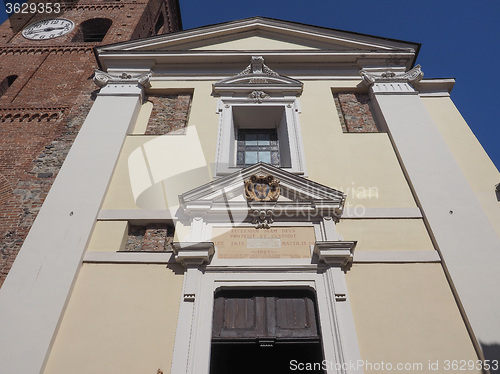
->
[236,128,280,167]
[214,98,307,176]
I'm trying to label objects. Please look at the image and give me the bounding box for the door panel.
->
[212,289,319,340]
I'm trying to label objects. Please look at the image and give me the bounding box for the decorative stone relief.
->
[244,174,280,202]
[212,56,303,96]
[248,90,270,103]
[251,209,274,229]
[237,56,280,79]
[360,64,423,86]
[93,69,152,88]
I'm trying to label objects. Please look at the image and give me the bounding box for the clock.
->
[22,19,74,40]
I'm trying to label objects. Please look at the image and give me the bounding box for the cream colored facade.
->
[0,17,499,374]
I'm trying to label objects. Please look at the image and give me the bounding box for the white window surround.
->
[213,56,307,176]
[215,98,307,176]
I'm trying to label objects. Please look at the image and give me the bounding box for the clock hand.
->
[26,27,66,35]
[41,27,66,32]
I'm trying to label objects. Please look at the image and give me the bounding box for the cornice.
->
[0,106,68,122]
[414,78,455,96]
[0,45,94,55]
[98,16,418,53]
[96,50,416,72]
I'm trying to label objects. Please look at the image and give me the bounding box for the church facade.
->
[1,16,499,374]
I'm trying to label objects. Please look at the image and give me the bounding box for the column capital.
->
[360,65,423,85]
[360,65,423,94]
[93,69,152,98]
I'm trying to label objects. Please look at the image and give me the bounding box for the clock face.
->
[22,19,74,40]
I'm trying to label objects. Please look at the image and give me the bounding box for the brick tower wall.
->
[0,0,182,287]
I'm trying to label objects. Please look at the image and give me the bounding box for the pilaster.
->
[170,241,214,374]
[0,72,145,374]
[362,65,500,360]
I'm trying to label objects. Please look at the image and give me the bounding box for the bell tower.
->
[0,0,182,287]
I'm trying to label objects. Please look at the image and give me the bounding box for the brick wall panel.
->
[145,93,192,135]
[334,92,379,133]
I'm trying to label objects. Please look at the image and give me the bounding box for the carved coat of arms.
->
[244,174,280,202]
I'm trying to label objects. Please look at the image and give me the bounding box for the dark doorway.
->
[210,289,325,374]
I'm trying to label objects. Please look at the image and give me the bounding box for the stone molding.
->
[314,241,357,269]
[180,163,346,221]
[360,64,423,86]
[172,242,215,267]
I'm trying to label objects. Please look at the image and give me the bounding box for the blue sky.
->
[1,1,499,171]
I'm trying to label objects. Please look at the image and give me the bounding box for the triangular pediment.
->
[97,17,419,55]
[179,163,346,219]
[189,34,323,51]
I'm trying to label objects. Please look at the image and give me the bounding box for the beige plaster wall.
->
[346,263,479,373]
[86,220,128,252]
[43,263,184,374]
[422,96,500,237]
[192,35,318,51]
[337,219,434,251]
[301,81,417,208]
[102,82,217,211]
[174,220,191,242]
[103,79,416,211]
[131,100,153,134]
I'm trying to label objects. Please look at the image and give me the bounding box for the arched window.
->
[154,14,165,35]
[0,75,18,97]
[72,18,112,42]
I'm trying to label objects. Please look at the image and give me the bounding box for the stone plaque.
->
[213,227,315,259]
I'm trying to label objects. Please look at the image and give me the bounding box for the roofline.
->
[95,16,421,72]
[96,16,420,57]
[172,0,183,31]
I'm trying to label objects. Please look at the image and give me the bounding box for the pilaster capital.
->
[360,65,423,86]
[314,241,356,270]
[93,70,152,98]
[93,69,152,88]
[172,242,215,268]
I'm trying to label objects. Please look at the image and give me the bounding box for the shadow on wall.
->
[481,344,500,374]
